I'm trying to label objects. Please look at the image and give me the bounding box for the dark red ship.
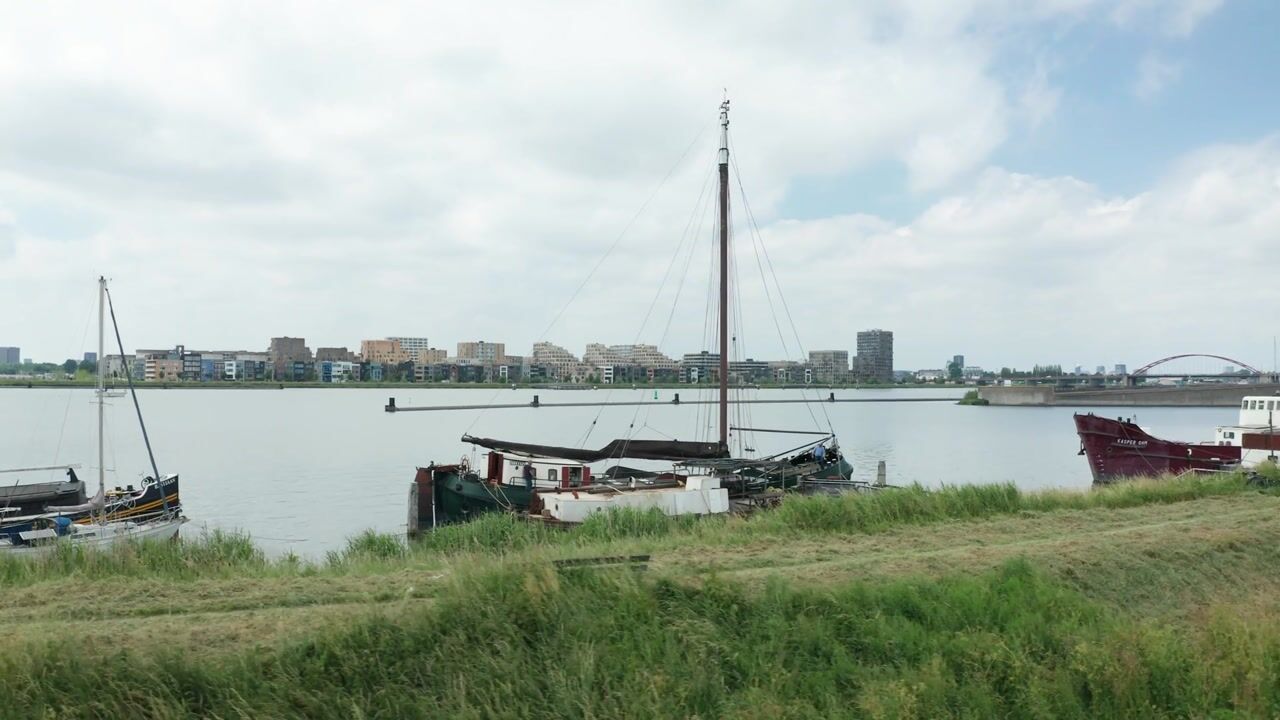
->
[1073,413,1241,484]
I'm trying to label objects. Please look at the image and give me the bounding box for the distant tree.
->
[78,359,98,374]
[947,360,963,382]
[62,359,78,375]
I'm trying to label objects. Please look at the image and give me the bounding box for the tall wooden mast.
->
[717,98,730,451]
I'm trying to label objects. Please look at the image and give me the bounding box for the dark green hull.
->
[433,470,535,524]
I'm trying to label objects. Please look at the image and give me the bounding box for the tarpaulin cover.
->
[462,434,728,462]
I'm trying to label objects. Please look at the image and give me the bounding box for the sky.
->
[1,0,1277,371]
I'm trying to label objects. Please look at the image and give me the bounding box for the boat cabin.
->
[484,451,594,489]
[1214,396,1280,467]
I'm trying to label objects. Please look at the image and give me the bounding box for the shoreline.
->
[0,380,961,391]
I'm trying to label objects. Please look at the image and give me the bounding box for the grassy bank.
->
[4,473,1280,717]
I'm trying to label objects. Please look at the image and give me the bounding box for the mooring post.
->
[672,392,681,405]
[876,460,887,487]
[385,397,397,413]
[531,394,540,407]
[407,481,419,539]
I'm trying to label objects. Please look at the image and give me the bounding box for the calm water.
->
[0,386,1239,557]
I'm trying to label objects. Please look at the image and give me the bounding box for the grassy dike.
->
[3,472,1280,718]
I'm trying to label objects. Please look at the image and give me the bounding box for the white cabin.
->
[1214,395,1280,467]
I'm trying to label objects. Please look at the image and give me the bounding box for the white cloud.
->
[1134,53,1183,100]
[0,1,1252,369]
[1112,0,1224,37]
[1019,59,1063,130]
[752,136,1280,368]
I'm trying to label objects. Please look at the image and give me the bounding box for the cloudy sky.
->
[1,0,1277,371]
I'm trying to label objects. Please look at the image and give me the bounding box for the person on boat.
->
[522,462,535,491]
[814,443,826,466]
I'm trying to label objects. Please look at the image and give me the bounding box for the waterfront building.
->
[387,337,431,361]
[145,358,183,381]
[608,344,678,370]
[728,358,770,382]
[532,342,586,381]
[769,360,803,384]
[856,330,894,384]
[269,337,312,379]
[0,347,19,364]
[102,354,130,379]
[680,351,721,383]
[809,350,849,384]
[418,347,447,364]
[962,365,984,380]
[316,347,357,362]
[916,368,945,381]
[583,343,624,369]
[317,360,359,383]
[360,339,408,365]
[457,340,506,365]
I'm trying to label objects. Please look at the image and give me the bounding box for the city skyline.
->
[1,3,1276,369]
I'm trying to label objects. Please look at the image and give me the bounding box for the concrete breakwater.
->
[979,383,1280,407]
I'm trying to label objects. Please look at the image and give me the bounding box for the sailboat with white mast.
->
[1,277,186,555]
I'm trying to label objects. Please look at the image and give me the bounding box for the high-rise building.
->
[82,352,97,363]
[1114,364,1127,375]
[856,329,894,384]
[387,337,431,361]
[952,354,965,368]
[457,341,506,365]
[808,350,850,383]
[1095,365,1106,375]
[0,347,19,364]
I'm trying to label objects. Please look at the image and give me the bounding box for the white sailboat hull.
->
[0,517,187,556]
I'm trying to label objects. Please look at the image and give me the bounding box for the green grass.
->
[4,558,1280,718]
[0,473,1261,587]
[3,474,1280,716]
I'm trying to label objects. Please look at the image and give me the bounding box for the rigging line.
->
[730,153,821,433]
[637,167,717,441]
[103,285,170,516]
[49,287,97,472]
[536,121,711,343]
[583,159,718,447]
[729,137,833,434]
[622,157,718,441]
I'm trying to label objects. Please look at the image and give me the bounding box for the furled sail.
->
[46,484,105,515]
[462,435,728,462]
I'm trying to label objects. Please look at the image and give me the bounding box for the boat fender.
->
[54,516,73,536]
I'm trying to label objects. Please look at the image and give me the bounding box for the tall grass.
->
[0,472,1264,584]
[406,471,1261,553]
[4,558,1280,718]
[0,529,272,585]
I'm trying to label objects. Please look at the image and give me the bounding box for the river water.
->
[0,386,1239,557]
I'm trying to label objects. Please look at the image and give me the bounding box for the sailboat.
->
[402,99,863,530]
[1,277,186,554]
